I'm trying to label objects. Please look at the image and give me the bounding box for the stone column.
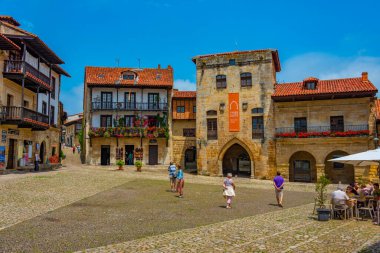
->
[316,163,325,181]
[276,163,289,180]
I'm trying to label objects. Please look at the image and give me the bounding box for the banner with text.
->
[229,93,240,132]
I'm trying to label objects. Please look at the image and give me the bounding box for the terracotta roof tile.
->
[85,66,173,87]
[173,90,196,98]
[0,33,20,50]
[0,16,20,26]
[272,77,377,99]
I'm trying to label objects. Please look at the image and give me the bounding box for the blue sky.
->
[3,0,380,114]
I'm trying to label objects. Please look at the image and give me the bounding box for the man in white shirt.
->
[331,187,349,208]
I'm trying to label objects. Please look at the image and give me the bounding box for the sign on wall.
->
[1,130,6,143]
[228,93,240,132]
[0,146,5,169]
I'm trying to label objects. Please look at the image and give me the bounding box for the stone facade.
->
[192,50,280,178]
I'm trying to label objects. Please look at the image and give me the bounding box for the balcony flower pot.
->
[316,208,331,221]
[135,160,142,172]
[315,175,331,221]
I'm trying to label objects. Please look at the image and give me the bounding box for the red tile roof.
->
[0,33,20,50]
[376,99,380,120]
[192,49,281,72]
[173,90,196,98]
[272,76,377,100]
[85,66,173,87]
[0,16,20,26]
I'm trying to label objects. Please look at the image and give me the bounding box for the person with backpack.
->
[176,165,184,198]
[168,162,177,192]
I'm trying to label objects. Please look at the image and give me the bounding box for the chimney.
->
[157,64,161,69]
[167,65,172,70]
[362,72,368,82]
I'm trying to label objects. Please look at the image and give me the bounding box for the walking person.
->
[168,162,177,192]
[72,146,75,154]
[34,153,40,172]
[273,172,285,207]
[176,165,184,198]
[223,173,236,209]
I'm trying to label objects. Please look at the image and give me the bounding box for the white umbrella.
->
[329,148,380,166]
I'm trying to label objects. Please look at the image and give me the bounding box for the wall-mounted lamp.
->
[219,103,225,112]
[374,136,379,149]
[242,102,248,111]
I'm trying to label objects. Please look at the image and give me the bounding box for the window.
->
[229,59,236,66]
[50,105,55,125]
[122,72,135,80]
[23,100,29,108]
[193,106,196,113]
[294,117,307,133]
[101,92,113,109]
[305,82,316,90]
[251,107,263,114]
[51,77,56,99]
[183,128,196,137]
[125,115,135,127]
[216,75,227,89]
[332,155,345,169]
[148,93,159,109]
[6,94,13,106]
[100,115,112,127]
[293,160,311,182]
[42,102,47,115]
[330,116,344,132]
[241,72,252,87]
[207,118,217,140]
[177,106,185,113]
[125,92,136,109]
[252,116,264,139]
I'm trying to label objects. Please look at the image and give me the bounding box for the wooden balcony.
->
[275,124,369,138]
[0,106,49,130]
[3,60,52,93]
[91,102,169,112]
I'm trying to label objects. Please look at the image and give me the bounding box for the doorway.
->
[101,145,110,165]
[40,141,45,164]
[222,144,251,177]
[149,145,158,165]
[184,147,197,171]
[6,139,16,169]
[125,145,134,165]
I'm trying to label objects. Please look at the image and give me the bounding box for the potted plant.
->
[135,160,142,172]
[116,159,125,170]
[315,175,331,221]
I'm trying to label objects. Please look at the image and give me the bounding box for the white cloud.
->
[174,79,196,91]
[277,53,380,90]
[60,84,84,115]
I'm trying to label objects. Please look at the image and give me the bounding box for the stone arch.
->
[289,151,317,182]
[184,147,197,171]
[218,138,255,177]
[324,150,354,184]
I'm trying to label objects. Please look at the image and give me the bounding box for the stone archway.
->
[324,150,354,184]
[184,147,197,171]
[289,151,317,182]
[219,139,254,177]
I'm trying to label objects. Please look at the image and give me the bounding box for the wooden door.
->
[7,139,15,169]
[101,145,110,165]
[149,145,158,165]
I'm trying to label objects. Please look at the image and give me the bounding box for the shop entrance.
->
[6,139,16,169]
[101,145,110,165]
[125,145,134,165]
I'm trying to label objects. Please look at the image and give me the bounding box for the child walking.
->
[168,162,177,192]
[176,165,184,198]
[223,173,236,209]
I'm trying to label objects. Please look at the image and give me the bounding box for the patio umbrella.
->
[329,148,380,180]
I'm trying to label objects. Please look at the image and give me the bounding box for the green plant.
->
[116,160,125,166]
[104,131,110,138]
[135,160,143,167]
[59,150,66,160]
[315,175,331,208]
[357,176,369,186]
[78,129,84,150]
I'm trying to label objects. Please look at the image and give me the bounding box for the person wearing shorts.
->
[273,171,285,207]
[168,162,177,192]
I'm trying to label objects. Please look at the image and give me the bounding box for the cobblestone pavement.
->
[80,203,380,253]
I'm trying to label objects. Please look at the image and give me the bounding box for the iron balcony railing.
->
[3,60,51,85]
[275,124,369,138]
[0,106,49,125]
[91,102,169,111]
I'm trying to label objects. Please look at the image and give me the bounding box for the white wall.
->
[37,71,60,125]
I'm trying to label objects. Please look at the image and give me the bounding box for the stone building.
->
[63,113,83,147]
[0,16,69,170]
[192,50,281,178]
[272,73,378,183]
[171,90,196,170]
[83,65,172,166]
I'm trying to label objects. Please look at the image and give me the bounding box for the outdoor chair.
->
[358,199,374,220]
[331,203,348,220]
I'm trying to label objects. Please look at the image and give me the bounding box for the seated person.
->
[346,186,356,198]
[331,187,350,209]
[373,183,380,202]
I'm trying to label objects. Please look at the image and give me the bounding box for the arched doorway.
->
[184,147,197,171]
[324,151,354,184]
[222,144,251,177]
[289,151,317,182]
[40,141,45,164]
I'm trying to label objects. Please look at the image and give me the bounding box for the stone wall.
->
[194,51,278,178]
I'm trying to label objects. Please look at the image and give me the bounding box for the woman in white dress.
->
[223,173,236,209]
